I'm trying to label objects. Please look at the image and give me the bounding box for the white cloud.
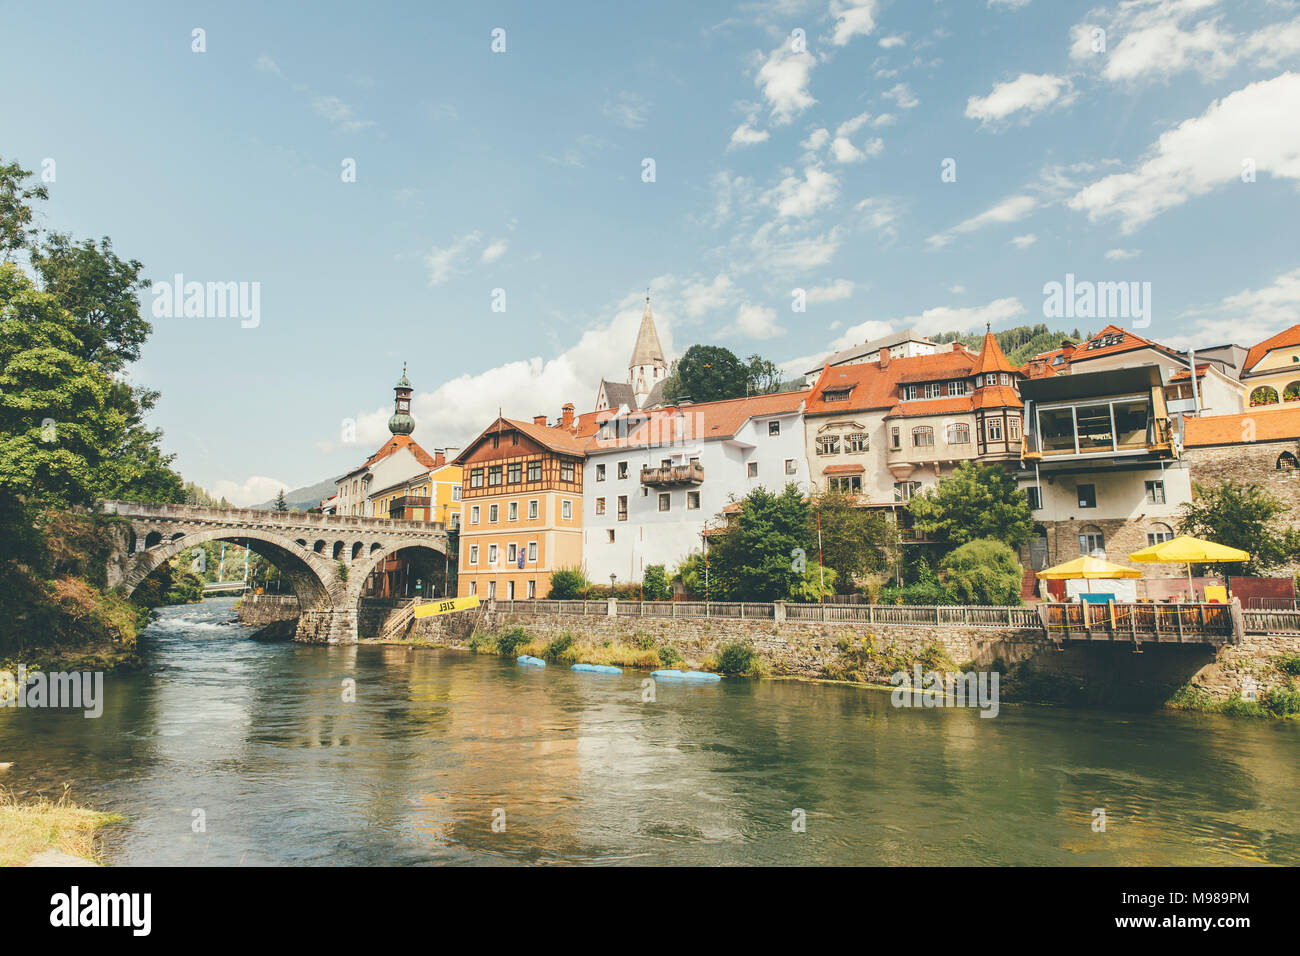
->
[873,113,896,127]
[721,302,784,339]
[481,239,509,264]
[826,319,897,352]
[829,0,880,46]
[748,223,845,273]
[965,73,1072,127]
[928,194,1037,248]
[212,476,291,508]
[882,82,919,109]
[1010,233,1038,248]
[425,231,482,286]
[603,91,651,128]
[989,0,1032,8]
[879,34,906,49]
[826,298,1024,351]
[681,274,738,318]
[765,164,841,218]
[1105,248,1142,260]
[949,284,966,294]
[1067,73,1300,233]
[1167,266,1300,349]
[756,43,817,125]
[806,279,856,303]
[255,55,280,74]
[855,197,899,237]
[729,122,771,149]
[312,95,376,133]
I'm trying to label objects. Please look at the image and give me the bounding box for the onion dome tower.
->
[388,364,415,436]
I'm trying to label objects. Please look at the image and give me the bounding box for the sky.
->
[3,0,1299,504]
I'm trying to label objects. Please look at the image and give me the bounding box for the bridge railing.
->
[1043,602,1233,641]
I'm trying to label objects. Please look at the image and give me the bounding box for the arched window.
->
[1278,451,1299,471]
[946,423,970,444]
[1146,523,1174,547]
[912,425,934,447]
[1250,386,1280,407]
[1078,525,1105,557]
[1285,382,1300,402]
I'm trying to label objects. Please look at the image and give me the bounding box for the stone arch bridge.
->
[100,499,450,644]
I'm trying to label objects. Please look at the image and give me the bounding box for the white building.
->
[582,390,809,584]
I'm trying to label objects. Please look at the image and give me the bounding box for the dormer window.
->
[823,388,852,403]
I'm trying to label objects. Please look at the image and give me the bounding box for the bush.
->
[940,539,1023,605]
[715,640,758,677]
[494,627,528,658]
[658,645,682,667]
[542,633,576,664]
[1262,685,1300,717]
[546,567,588,599]
[642,565,671,601]
[1275,654,1300,677]
[879,561,953,605]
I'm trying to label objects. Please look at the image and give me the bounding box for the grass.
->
[466,628,691,671]
[0,787,123,867]
[1166,682,1300,719]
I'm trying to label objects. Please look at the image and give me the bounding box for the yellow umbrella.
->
[1128,535,1249,600]
[1035,555,1142,580]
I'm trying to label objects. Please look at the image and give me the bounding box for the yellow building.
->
[1243,325,1300,407]
[368,455,463,529]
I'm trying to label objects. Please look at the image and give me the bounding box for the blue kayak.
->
[517,655,546,667]
[571,663,622,675]
[651,669,721,682]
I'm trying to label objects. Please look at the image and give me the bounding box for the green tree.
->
[546,566,589,599]
[672,551,706,598]
[662,345,750,404]
[940,539,1023,605]
[787,564,838,602]
[642,564,671,600]
[706,484,809,600]
[809,486,898,592]
[744,354,783,395]
[274,488,289,512]
[1177,479,1298,575]
[908,461,1032,551]
[0,158,48,260]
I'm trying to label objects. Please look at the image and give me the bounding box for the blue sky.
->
[3,0,1299,503]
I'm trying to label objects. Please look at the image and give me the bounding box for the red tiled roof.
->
[823,464,865,474]
[973,385,1024,409]
[971,329,1017,375]
[1244,324,1300,372]
[591,390,807,450]
[363,434,438,469]
[1070,324,1156,360]
[807,351,976,415]
[1183,407,1300,446]
[1168,363,1213,382]
[884,397,972,419]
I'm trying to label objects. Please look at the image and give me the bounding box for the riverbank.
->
[0,787,121,867]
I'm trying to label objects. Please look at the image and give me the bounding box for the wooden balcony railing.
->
[640,462,704,487]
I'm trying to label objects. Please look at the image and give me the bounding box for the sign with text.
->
[414,595,480,618]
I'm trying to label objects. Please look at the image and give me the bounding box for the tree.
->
[0,158,48,261]
[706,484,809,600]
[745,354,782,395]
[642,564,671,600]
[908,461,1032,551]
[940,539,1022,605]
[1178,479,1299,575]
[662,345,750,404]
[672,551,706,598]
[788,564,838,602]
[809,486,898,592]
[274,488,289,512]
[546,566,589,599]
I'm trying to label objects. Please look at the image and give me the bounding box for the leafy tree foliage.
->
[809,486,898,591]
[0,159,48,261]
[546,566,589,599]
[1177,479,1299,575]
[940,539,1023,605]
[642,564,671,600]
[274,488,289,512]
[662,345,750,404]
[706,484,809,601]
[907,461,1032,551]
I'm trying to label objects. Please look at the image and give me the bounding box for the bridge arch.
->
[122,527,343,611]
[346,540,450,607]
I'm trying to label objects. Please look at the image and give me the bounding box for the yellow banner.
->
[414,595,480,618]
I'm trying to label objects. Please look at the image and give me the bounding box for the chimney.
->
[434,448,446,468]
[533,414,547,426]
[561,403,575,429]
[878,349,891,369]
[443,446,459,463]
[677,395,694,406]
[1061,341,1076,362]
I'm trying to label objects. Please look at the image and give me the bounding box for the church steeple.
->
[629,293,667,402]
[388,364,415,436]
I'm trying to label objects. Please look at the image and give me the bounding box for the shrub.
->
[658,645,682,667]
[1262,685,1300,718]
[715,640,758,677]
[940,539,1023,605]
[494,627,528,658]
[546,567,588,600]
[879,562,953,605]
[542,633,576,664]
[642,565,672,601]
[632,631,657,650]
[1275,654,1300,677]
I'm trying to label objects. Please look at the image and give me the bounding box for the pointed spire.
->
[971,326,1017,377]
[629,293,666,373]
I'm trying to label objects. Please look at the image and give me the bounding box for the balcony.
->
[640,462,704,487]
[388,495,431,518]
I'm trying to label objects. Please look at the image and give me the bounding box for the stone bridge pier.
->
[100,500,451,644]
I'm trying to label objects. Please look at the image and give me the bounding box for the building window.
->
[528,542,537,561]
[527,460,541,482]
[1144,480,1166,504]
[1250,386,1280,407]
[768,420,780,436]
[489,504,499,522]
[505,462,520,483]
[659,493,671,512]
[1077,484,1096,508]
[890,427,901,449]
[1008,417,1021,441]
[747,461,759,478]
[470,505,480,525]
[507,543,517,563]
[528,499,539,519]
[903,385,919,401]
[987,418,1003,441]
[469,545,479,565]
[595,497,606,515]
[560,461,575,482]
[470,469,484,489]
[617,461,628,479]
[823,388,851,403]
[1278,451,1300,471]
[562,500,572,520]
[1000,373,1011,385]
[488,581,496,599]
[469,581,477,595]
[830,475,862,493]
[946,423,970,444]
[488,466,502,486]
[607,529,615,543]
[1078,527,1105,557]
[527,580,536,599]
[894,480,922,501]
[617,495,628,521]
[949,380,967,396]
[912,426,934,447]
[488,544,498,565]
[1026,486,1042,510]
[785,458,797,475]
[924,383,942,399]
[596,463,606,481]
[687,491,700,509]
[452,485,462,501]
[508,501,518,521]
[816,434,840,456]
[1147,523,1174,547]
[844,432,868,453]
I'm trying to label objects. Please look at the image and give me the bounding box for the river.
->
[3,597,1299,865]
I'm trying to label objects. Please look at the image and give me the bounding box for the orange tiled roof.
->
[1244,324,1300,373]
[823,463,865,474]
[1168,363,1213,382]
[971,329,1018,375]
[807,351,975,415]
[1183,407,1300,447]
[588,389,807,450]
[972,385,1024,409]
[363,434,438,469]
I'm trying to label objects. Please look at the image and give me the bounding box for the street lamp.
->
[609,572,617,595]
